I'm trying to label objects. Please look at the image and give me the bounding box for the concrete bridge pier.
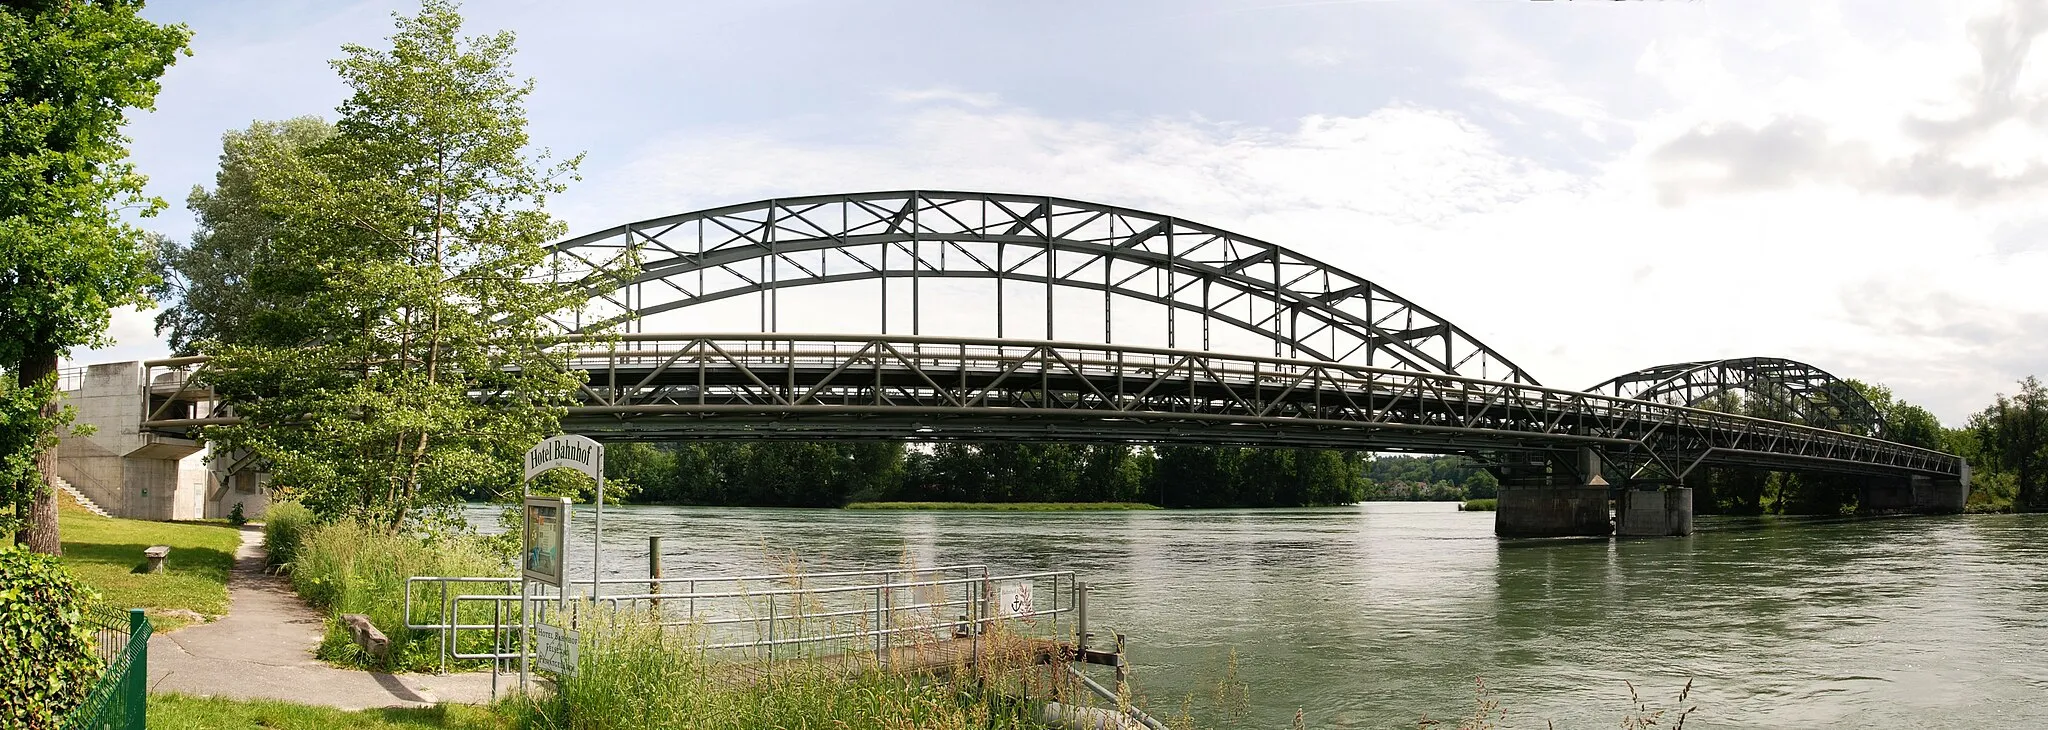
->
[1615,487,1694,537]
[1495,448,1614,538]
[1860,467,1969,515]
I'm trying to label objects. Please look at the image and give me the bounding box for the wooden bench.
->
[341,614,390,664]
[143,545,170,574]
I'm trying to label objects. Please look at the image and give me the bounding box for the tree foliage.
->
[198,1,604,530]
[1968,376,2048,511]
[153,117,336,354]
[0,0,190,552]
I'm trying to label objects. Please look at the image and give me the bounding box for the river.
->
[468,502,2048,729]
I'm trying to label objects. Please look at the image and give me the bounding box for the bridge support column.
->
[1495,448,1614,538]
[1495,486,1613,537]
[1859,477,1917,514]
[1615,488,1693,537]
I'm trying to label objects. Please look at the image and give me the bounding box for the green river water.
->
[480,502,2048,729]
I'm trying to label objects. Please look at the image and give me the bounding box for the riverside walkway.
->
[146,524,498,710]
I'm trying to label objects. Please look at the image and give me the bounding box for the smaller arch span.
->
[1585,357,1883,436]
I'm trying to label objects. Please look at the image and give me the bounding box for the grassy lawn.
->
[150,694,508,730]
[57,494,242,632]
[844,501,1161,511]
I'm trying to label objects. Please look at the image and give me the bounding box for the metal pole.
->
[592,446,605,604]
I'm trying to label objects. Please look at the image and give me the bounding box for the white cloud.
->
[72,0,2048,426]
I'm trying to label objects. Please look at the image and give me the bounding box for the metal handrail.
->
[409,568,1078,671]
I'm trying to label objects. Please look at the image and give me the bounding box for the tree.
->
[1846,379,1943,449]
[153,117,336,354]
[201,1,604,529]
[0,1,189,553]
[1972,377,2048,511]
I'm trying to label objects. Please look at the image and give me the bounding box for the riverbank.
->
[844,501,1161,511]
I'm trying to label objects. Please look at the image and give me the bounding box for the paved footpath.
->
[148,524,508,710]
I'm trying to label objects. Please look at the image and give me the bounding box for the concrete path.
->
[147,524,509,710]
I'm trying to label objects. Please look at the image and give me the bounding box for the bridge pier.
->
[1615,488,1693,537]
[1860,469,1969,515]
[1495,486,1613,537]
[1495,448,1614,537]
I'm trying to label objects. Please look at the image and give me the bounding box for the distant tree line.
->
[582,443,1503,509]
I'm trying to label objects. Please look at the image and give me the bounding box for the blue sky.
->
[88,0,2048,423]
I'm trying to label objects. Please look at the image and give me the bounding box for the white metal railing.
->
[56,366,87,392]
[404,565,1078,674]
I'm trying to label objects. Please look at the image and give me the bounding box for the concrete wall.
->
[53,361,212,521]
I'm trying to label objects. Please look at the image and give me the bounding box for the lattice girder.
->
[1585,357,1882,437]
[545,191,1538,384]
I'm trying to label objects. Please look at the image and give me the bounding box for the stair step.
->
[51,475,111,518]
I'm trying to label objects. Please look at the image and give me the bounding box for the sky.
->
[82,0,2048,424]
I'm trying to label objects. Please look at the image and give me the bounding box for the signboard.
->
[1000,580,1035,619]
[525,434,602,482]
[534,623,578,676]
[522,496,569,586]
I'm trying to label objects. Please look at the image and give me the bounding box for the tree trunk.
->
[18,343,62,555]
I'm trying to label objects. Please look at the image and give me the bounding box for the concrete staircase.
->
[51,475,111,518]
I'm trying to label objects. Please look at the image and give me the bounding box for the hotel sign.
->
[524,434,601,482]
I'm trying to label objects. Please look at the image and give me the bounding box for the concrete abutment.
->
[1615,488,1694,537]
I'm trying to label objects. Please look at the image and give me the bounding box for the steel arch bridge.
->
[142,190,1964,488]
[1584,358,1883,437]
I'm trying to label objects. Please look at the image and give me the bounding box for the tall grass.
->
[289,519,508,671]
[262,501,315,570]
[512,608,1075,730]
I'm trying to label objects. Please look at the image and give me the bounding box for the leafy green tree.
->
[1846,379,1943,449]
[1971,376,2048,511]
[153,117,335,354]
[1,0,189,553]
[202,1,604,530]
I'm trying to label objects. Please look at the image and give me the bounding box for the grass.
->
[1459,499,1498,512]
[149,694,509,730]
[287,518,510,672]
[844,501,1161,511]
[56,492,242,632]
[512,608,1079,730]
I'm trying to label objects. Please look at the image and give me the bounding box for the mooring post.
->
[1114,633,1128,697]
[1075,581,1089,656]
[648,536,662,610]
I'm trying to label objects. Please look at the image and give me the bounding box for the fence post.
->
[127,608,148,730]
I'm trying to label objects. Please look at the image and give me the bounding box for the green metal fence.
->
[64,607,150,730]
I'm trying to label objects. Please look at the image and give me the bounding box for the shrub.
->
[228,501,247,525]
[1461,498,1498,512]
[261,501,315,570]
[0,544,104,729]
[289,519,506,671]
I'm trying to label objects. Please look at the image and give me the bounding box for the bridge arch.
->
[1584,358,1883,436]
[547,191,1537,384]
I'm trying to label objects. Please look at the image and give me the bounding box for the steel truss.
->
[546,190,1537,384]
[1586,358,1883,437]
[557,334,1961,480]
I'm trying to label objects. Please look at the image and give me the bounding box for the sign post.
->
[518,434,604,696]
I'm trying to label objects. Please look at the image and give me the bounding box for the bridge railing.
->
[138,333,1965,478]
[558,333,1963,477]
